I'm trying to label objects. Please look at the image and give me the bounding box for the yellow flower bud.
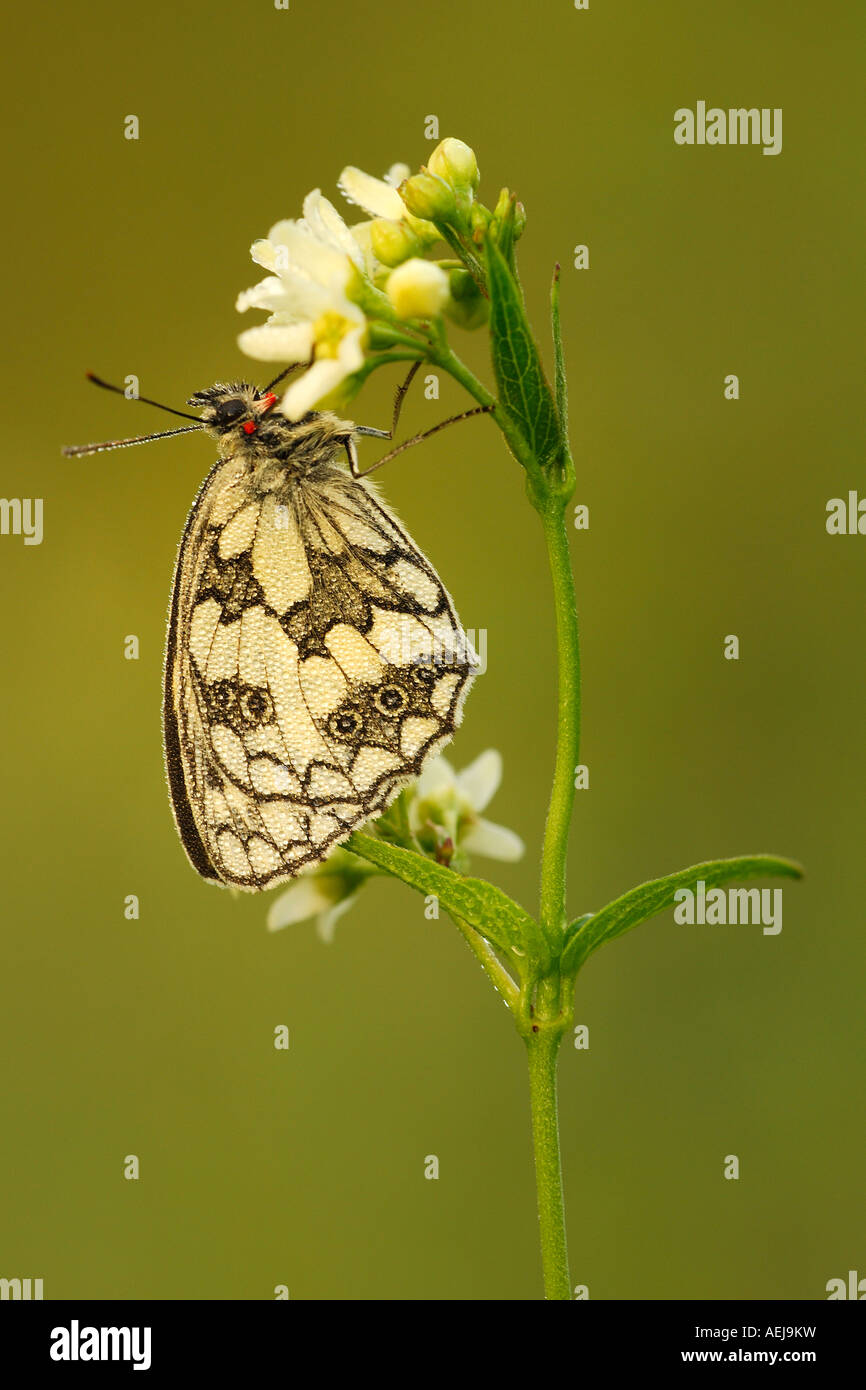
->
[427,137,480,192]
[369,218,422,267]
[405,212,441,248]
[386,259,450,320]
[470,204,491,239]
[399,171,457,224]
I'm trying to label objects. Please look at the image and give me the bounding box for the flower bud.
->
[369,218,422,267]
[427,137,480,192]
[489,187,526,246]
[445,269,489,330]
[489,187,512,238]
[470,204,491,240]
[405,212,441,249]
[386,259,450,320]
[399,171,457,224]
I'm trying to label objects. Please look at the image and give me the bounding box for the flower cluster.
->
[236,138,522,419]
[267,751,523,941]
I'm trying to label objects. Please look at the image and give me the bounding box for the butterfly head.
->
[188,382,280,441]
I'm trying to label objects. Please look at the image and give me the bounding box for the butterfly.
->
[64,369,483,889]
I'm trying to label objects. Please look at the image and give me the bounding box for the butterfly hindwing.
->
[164,454,476,890]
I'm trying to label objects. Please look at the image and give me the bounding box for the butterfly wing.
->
[164,456,476,889]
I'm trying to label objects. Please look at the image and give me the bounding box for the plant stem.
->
[431,327,579,1300]
[525,1010,571,1300]
[427,337,538,474]
[537,501,581,939]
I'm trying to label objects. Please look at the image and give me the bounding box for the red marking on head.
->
[260,392,278,412]
[243,421,257,435]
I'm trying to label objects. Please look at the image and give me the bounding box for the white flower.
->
[410,750,525,862]
[237,163,445,416]
[237,190,368,420]
[267,849,372,944]
[265,750,522,940]
[386,259,450,320]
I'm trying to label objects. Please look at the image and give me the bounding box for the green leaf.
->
[562,912,593,957]
[486,235,563,472]
[550,264,569,440]
[562,854,804,975]
[346,831,547,962]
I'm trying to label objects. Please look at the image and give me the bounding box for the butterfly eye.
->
[215,399,246,426]
[375,683,408,717]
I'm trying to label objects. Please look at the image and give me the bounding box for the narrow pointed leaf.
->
[563,854,803,975]
[550,264,569,439]
[486,235,563,471]
[346,831,546,961]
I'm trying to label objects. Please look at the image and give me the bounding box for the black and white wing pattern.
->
[164,456,476,889]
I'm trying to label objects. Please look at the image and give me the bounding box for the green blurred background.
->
[1,0,862,1300]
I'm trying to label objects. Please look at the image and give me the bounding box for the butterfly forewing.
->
[164,444,476,890]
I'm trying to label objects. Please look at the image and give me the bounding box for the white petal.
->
[338,166,406,221]
[250,239,280,272]
[462,818,525,862]
[278,355,348,420]
[269,276,333,324]
[316,893,358,944]
[302,190,364,268]
[349,220,376,268]
[456,749,502,813]
[268,877,334,931]
[238,322,314,363]
[235,276,295,315]
[268,218,352,285]
[384,163,410,188]
[414,754,456,800]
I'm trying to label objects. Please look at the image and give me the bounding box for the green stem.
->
[438,224,487,290]
[525,1008,570,1300]
[427,336,537,475]
[537,501,581,939]
[430,321,578,1301]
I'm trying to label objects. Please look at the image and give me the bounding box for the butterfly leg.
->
[354,361,423,447]
[349,362,492,479]
[349,404,493,479]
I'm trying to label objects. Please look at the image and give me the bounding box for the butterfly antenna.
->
[62,425,203,458]
[262,362,306,394]
[85,371,202,422]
